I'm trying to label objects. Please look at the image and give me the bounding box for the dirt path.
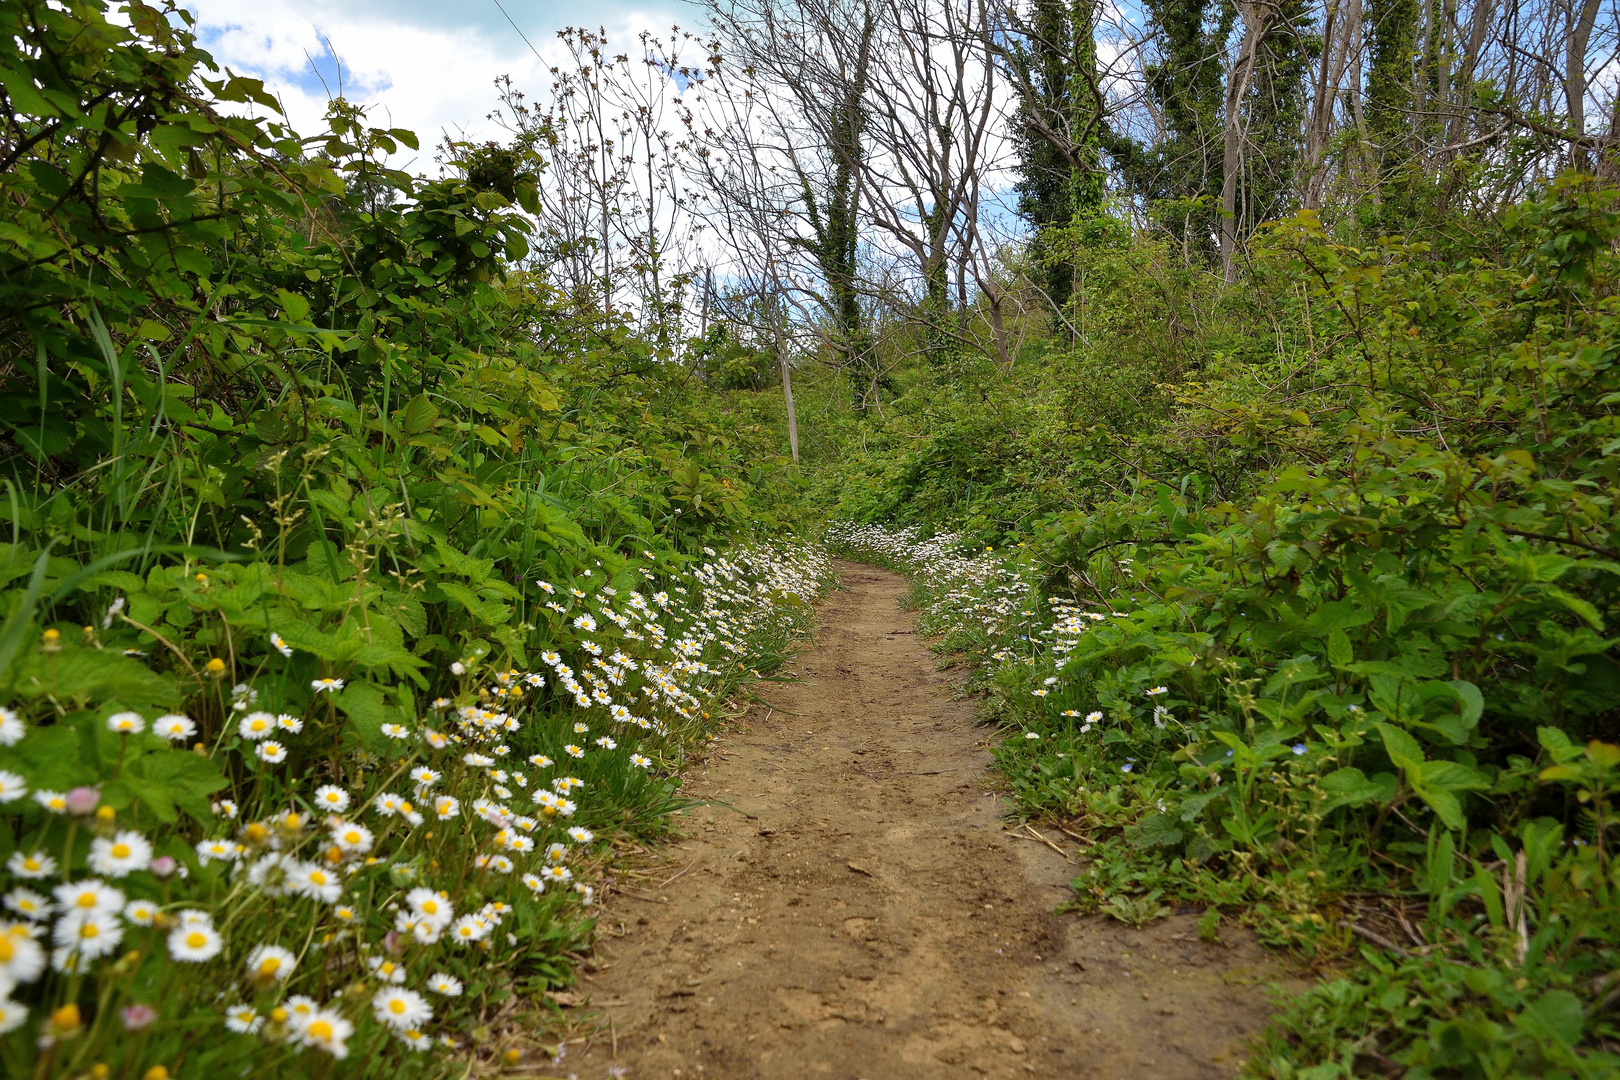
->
[571,562,1283,1079]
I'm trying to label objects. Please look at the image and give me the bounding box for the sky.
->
[182,0,696,170]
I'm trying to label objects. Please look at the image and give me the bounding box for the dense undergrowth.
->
[0,3,826,1076]
[818,184,1620,1077]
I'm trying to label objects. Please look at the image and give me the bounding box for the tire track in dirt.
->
[571,561,1285,1079]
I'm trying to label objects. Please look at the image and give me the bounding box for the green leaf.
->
[1513,990,1584,1048]
[1327,628,1353,667]
[1447,680,1484,728]
[335,682,389,750]
[1125,812,1184,849]
[1319,767,1397,812]
[276,288,311,324]
[1376,722,1425,769]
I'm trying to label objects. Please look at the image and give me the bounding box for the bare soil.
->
[569,562,1285,1079]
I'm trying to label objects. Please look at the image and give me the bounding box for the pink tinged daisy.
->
[154,714,196,741]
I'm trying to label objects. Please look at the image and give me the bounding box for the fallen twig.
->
[1348,921,1410,958]
[658,859,699,887]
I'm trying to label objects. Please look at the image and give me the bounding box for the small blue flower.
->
[1121,763,1133,773]
[1226,750,1235,757]
[1291,743,1307,755]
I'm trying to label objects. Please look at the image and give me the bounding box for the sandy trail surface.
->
[570,561,1282,1079]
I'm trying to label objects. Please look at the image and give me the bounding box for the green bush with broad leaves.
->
[0,2,825,1077]
[822,176,1620,1076]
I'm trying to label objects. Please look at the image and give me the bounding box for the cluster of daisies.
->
[0,541,831,1075]
[827,523,1134,733]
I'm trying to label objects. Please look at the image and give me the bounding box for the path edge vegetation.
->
[821,179,1620,1080]
[0,3,831,1077]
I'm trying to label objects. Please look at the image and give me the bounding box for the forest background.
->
[5,0,1620,1077]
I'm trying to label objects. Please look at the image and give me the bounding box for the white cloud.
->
[184,0,690,168]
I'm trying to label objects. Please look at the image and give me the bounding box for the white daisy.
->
[168,922,223,962]
[0,708,23,746]
[106,711,145,735]
[53,909,124,959]
[153,714,196,741]
[237,712,276,740]
[6,889,52,921]
[256,740,287,763]
[123,899,158,925]
[0,771,26,803]
[329,822,374,855]
[313,786,351,812]
[371,987,432,1031]
[244,943,297,982]
[426,972,463,996]
[87,831,152,878]
[292,1009,352,1058]
[224,1005,263,1034]
[53,880,123,916]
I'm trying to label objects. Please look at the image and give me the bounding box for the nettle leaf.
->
[1125,812,1184,849]
[1513,989,1585,1048]
[10,647,181,711]
[1177,788,1226,822]
[335,681,389,749]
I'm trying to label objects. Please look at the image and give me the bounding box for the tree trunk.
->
[1305,0,1353,208]
[1221,2,1268,285]
[781,354,799,463]
[1567,0,1603,169]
